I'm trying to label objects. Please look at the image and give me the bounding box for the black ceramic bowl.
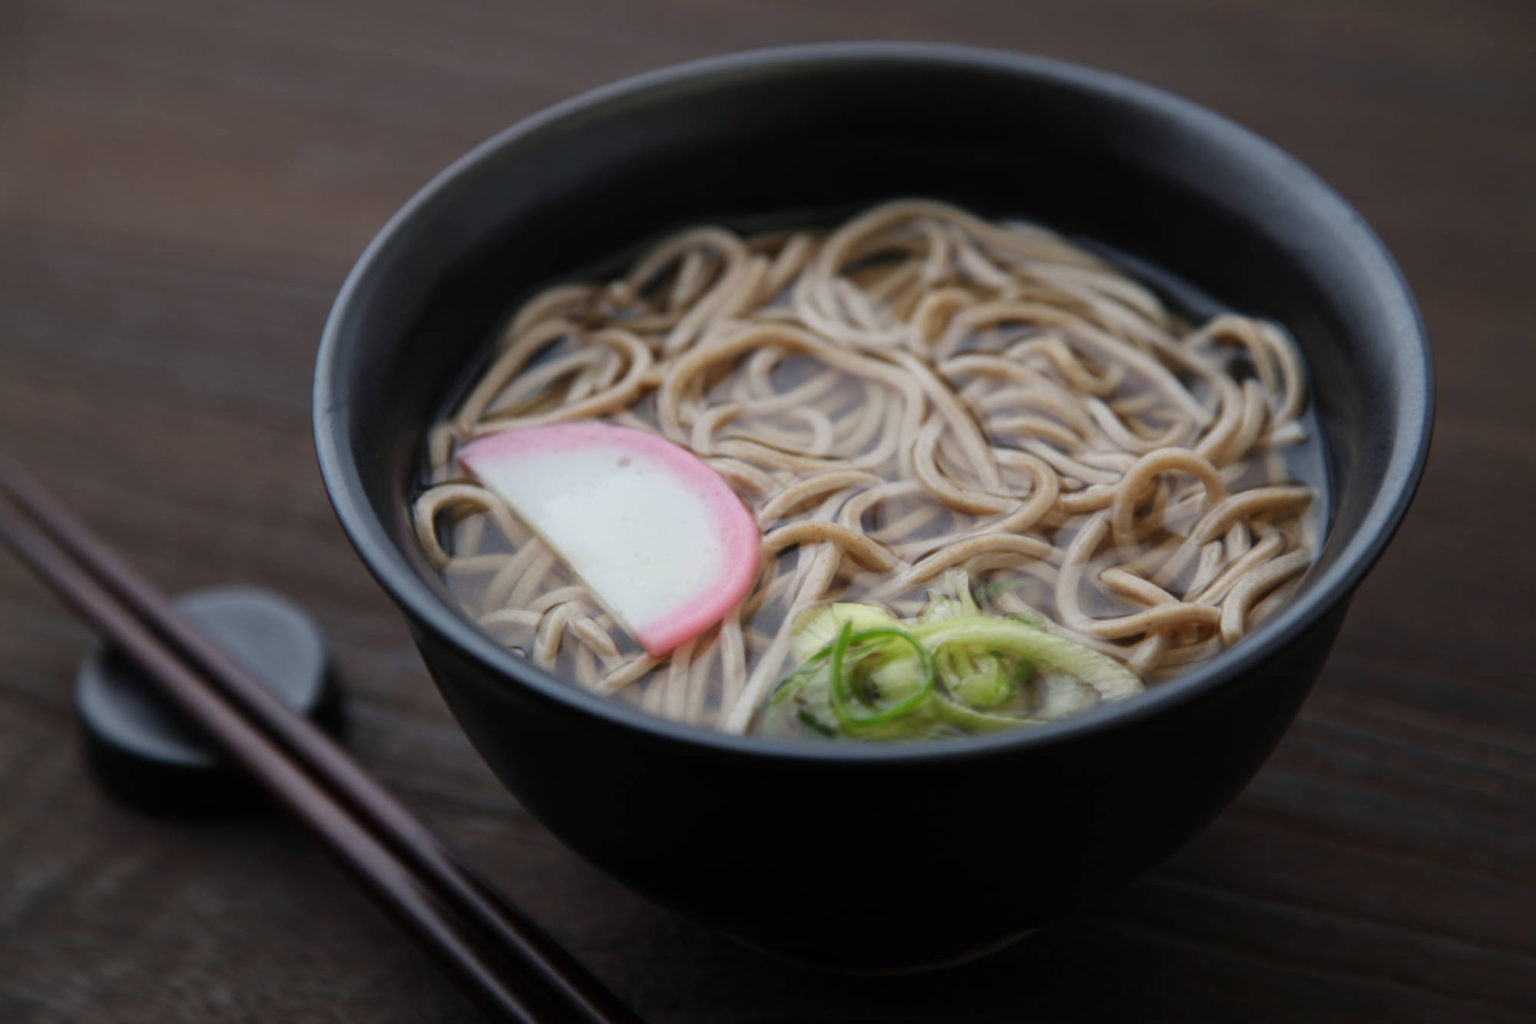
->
[314,43,1432,969]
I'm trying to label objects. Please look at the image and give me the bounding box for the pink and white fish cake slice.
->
[458,422,759,657]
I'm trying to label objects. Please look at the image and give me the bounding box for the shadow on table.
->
[591,876,1257,1024]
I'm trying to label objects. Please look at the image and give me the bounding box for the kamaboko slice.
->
[458,422,759,657]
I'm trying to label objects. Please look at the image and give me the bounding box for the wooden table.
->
[1,2,1531,1021]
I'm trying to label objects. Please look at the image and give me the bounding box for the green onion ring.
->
[828,624,936,727]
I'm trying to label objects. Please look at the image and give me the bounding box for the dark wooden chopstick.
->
[0,462,640,1024]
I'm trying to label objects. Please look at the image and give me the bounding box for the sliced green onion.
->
[796,708,837,737]
[758,571,1144,741]
[931,689,1042,732]
[790,602,901,663]
[912,618,1140,702]
[828,625,936,727]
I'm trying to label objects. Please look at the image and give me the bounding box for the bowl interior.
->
[316,44,1431,751]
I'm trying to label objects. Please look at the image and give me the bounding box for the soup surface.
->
[413,200,1324,740]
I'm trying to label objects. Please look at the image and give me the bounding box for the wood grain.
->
[1,1,1533,1020]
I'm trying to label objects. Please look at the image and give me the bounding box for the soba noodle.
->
[413,200,1321,737]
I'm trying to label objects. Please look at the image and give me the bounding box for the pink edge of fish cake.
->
[457,421,760,658]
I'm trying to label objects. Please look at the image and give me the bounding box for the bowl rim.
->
[314,41,1434,763]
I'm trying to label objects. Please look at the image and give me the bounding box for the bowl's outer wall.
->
[415,601,1347,965]
[317,46,1430,966]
